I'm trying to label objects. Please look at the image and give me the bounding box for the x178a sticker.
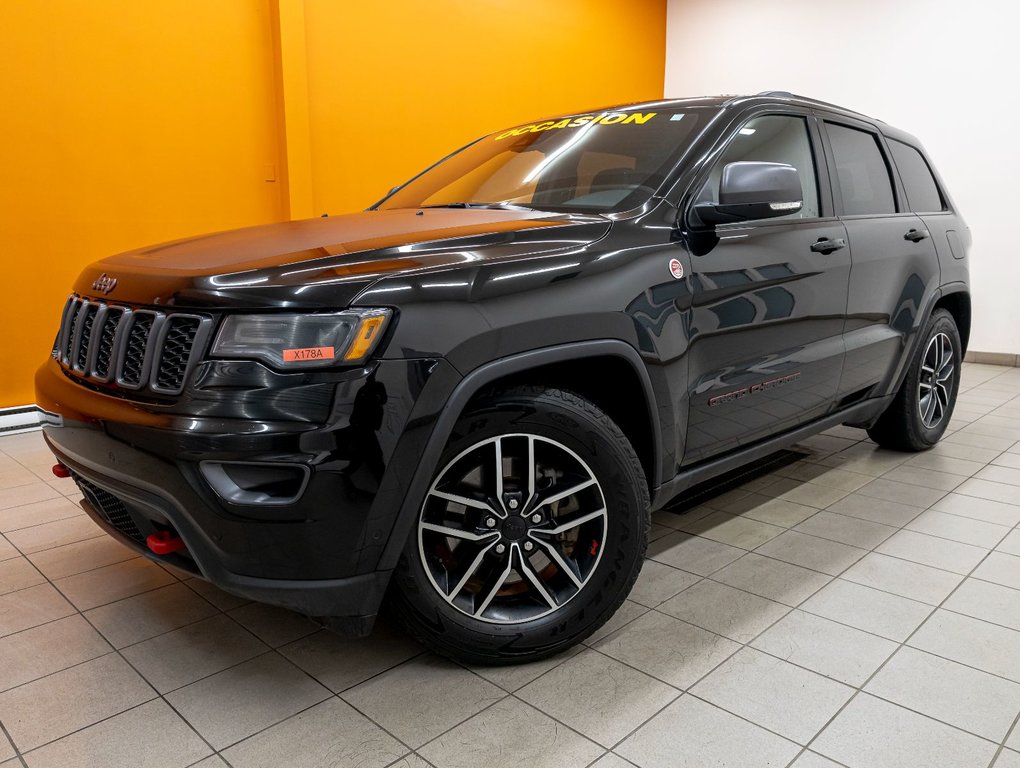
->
[283,347,334,362]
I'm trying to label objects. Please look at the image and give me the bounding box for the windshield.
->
[377,107,714,214]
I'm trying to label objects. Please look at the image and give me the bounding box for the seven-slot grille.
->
[55,295,210,395]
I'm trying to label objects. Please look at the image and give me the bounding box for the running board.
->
[650,396,892,511]
[662,449,807,515]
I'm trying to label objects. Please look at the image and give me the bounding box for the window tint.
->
[700,115,819,220]
[826,123,896,215]
[889,139,944,212]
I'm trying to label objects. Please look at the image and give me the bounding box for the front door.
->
[683,113,851,464]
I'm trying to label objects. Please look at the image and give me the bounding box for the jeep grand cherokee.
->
[37,92,970,664]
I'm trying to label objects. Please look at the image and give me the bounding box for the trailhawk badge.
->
[91,273,118,294]
[668,258,684,279]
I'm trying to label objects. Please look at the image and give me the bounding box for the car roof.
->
[590,92,924,148]
[518,93,923,152]
[600,91,874,121]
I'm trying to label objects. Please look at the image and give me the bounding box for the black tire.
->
[389,386,650,665]
[867,309,961,451]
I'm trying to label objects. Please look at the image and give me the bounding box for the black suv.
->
[38,92,970,664]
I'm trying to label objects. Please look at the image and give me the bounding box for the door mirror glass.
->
[695,161,803,224]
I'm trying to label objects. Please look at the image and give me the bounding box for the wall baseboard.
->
[0,406,43,435]
[963,351,1020,367]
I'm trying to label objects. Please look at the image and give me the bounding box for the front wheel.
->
[867,308,961,451]
[389,386,649,665]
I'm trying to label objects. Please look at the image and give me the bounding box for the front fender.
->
[370,340,663,573]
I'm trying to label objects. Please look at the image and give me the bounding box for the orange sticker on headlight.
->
[283,346,334,362]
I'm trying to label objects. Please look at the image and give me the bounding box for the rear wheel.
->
[390,386,649,665]
[867,308,961,451]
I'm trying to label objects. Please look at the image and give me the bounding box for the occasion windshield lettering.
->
[378,108,712,214]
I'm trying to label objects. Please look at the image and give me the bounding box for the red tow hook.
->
[51,463,71,478]
[146,530,186,555]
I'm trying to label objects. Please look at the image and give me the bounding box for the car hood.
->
[73,208,612,309]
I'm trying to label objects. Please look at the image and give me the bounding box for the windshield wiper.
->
[420,202,533,211]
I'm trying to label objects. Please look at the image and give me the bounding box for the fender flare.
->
[375,339,661,571]
[884,282,970,398]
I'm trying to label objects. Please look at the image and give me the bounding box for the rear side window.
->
[826,123,896,216]
[889,139,944,213]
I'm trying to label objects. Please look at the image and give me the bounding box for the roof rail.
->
[747,91,881,121]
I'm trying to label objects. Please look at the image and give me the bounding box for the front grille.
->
[155,316,202,391]
[119,312,155,388]
[73,473,146,544]
[56,295,210,396]
[93,307,123,378]
[64,298,83,361]
[74,304,98,371]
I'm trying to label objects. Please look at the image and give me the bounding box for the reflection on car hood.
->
[72,208,611,308]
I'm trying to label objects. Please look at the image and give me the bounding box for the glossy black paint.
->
[37,93,971,629]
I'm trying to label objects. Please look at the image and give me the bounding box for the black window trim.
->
[681,105,836,231]
[816,113,906,219]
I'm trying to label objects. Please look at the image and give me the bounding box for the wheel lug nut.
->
[523,541,534,551]
[495,543,506,554]
[485,517,496,528]
[531,513,542,524]
[508,498,519,510]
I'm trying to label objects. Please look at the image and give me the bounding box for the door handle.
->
[810,237,847,254]
[904,228,930,242]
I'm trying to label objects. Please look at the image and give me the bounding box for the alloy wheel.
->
[917,331,954,429]
[417,433,608,624]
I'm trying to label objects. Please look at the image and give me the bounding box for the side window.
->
[700,115,820,220]
[889,139,945,213]
[826,123,896,215]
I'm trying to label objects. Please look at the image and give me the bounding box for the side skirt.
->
[650,396,892,511]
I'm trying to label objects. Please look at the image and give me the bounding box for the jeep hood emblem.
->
[91,273,118,294]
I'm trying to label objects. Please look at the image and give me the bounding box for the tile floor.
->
[1,362,1020,768]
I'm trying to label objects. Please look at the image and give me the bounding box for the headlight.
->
[211,309,391,369]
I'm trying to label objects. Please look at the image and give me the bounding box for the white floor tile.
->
[618,695,799,768]
[865,646,1020,742]
[752,609,897,686]
[692,647,853,744]
[813,693,996,768]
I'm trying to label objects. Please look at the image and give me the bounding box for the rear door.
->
[683,110,851,464]
[886,136,961,285]
[818,117,941,399]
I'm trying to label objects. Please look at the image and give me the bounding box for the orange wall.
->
[0,0,666,407]
[304,0,668,213]
[0,0,285,407]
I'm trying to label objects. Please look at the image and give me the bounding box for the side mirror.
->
[694,161,803,225]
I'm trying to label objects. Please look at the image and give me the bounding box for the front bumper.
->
[47,429,388,626]
[36,354,457,629]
